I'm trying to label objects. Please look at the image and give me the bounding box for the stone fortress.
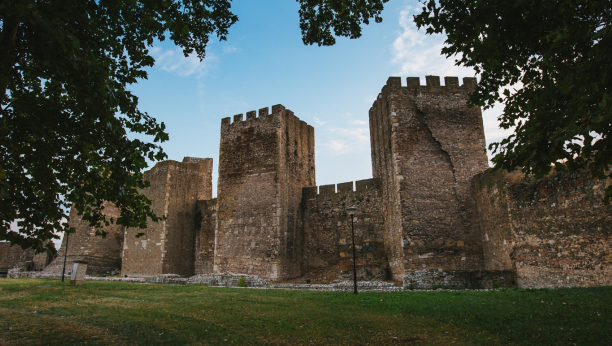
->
[3,76,611,289]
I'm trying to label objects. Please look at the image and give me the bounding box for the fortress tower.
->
[369,76,489,281]
[215,105,315,281]
[121,157,213,277]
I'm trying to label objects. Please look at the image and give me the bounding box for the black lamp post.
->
[346,205,358,294]
[61,231,70,282]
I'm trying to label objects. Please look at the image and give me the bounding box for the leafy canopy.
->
[298,0,389,46]
[414,0,612,195]
[0,0,237,253]
[0,0,387,253]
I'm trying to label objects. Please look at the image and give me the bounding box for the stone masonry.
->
[369,76,489,281]
[301,179,386,282]
[473,169,612,288]
[194,198,217,274]
[121,158,213,277]
[9,76,610,289]
[0,242,53,276]
[215,106,315,281]
[43,201,124,275]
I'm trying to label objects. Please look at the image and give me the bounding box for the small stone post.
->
[69,261,88,286]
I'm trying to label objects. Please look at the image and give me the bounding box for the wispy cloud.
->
[313,116,327,127]
[321,124,370,155]
[391,6,516,163]
[391,7,474,78]
[349,119,368,126]
[222,45,239,54]
[150,46,216,77]
[324,139,350,154]
[483,103,514,144]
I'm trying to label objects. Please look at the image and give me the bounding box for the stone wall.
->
[1,243,26,273]
[369,76,489,280]
[121,157,213,277]
[184,156,214,201]
[369,86,405,281]
[0,242,51,275]
[301,178,386,282]
[7,75,612,290]
[215,105,315,281]
[195,198,217,274]
[189,273,268,287]
[474,169,612,288]
[403,269,516,289]
[43,202,124,275]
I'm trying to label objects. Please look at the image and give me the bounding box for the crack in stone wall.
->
[369,76,489,279]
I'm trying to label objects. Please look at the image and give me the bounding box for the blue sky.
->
[28,0,515,249]
[130,0,511,197]
[9,0,517,250]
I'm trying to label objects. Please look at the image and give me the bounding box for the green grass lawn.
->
[0,279,610,345]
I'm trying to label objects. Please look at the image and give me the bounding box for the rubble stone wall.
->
[301,178,386,282]
[214,105,315,280]
[0,242,32,274]
[369,76,489,280]
[43,202,123,275]
[403,269,516,289]
[122,158,212,277]
[474,169,612,288]
[369,84,405,281]
[195,198,217,274]
[215,105,315,281]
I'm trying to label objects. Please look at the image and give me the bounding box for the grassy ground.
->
[0,279,610,346]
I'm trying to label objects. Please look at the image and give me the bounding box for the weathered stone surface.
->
[189,273,268,287]
[369,76,489,281]
[403,269,516,289]
[7,76,610,290]
[0,242,53,276]
[43,202,123,276]
[121,158,213,277]
[474,169,612,288]
[194,198,217,274]
[301,178,387,281]
[215,105,315,281]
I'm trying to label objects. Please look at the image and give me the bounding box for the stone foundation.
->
[403,269,516,289]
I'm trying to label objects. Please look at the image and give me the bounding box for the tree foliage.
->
[1,0,387,253]
[0,0,237,253]
[298,0,389,46]
[414,0,612,195]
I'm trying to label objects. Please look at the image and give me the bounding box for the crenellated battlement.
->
[302,178,382,200]
[382,75,477,96]
[220,104,299,128]
[217,103,315,281]
[18,74,606,289]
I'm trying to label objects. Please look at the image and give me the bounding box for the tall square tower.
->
[369,76,489,281]
[215,105,315,281]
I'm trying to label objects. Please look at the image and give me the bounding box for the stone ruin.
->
[3,76,611,288]
[0,242,52,277]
